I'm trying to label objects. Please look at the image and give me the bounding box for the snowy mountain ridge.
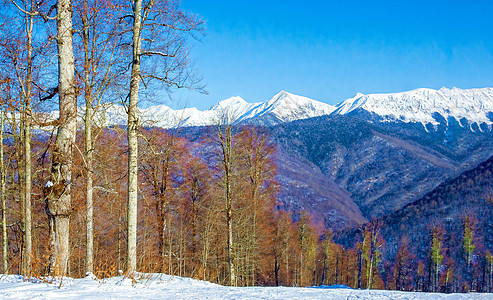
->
[64,87,493,129]
[91,90,336,128]
[332,87,493,127]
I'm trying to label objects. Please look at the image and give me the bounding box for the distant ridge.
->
[332,87,493,127]
[45,87,493,129]
[90,90,337,128]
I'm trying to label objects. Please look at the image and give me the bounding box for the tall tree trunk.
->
[127,0,142,273]
[435,262,439,292]
[82,0,94,275]
[274,254,279,286]
[44,0,77,276]
[226,189,235,285]
[22,1,34,275]
[368,255,373,289]
[1,106,7,274]
[320,255,326,286]
[83,58,94,276]
[17,100,25,274]
[357,249,362,289]
[489,258,493,293]
[217,123,236,286]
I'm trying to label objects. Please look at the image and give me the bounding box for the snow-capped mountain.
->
[332,87,493,127]
[45,87,493,130]
[136,87,493,129]
[237,91,336,125]
[93,91,336,128]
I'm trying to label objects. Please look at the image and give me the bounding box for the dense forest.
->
[0,0,492,294]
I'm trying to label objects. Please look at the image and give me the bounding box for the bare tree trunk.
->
[357,249,362,288]
[82,0,94,275]
[1,106,7,274]
[84,69,94,275]
[435,261,439,292]
[22,1,34,275]
[127,0,142,273]
[489,260,493,293]
[23,99,32,276]
[44,0,77,276]
[368,255,374,289]
[227,190,235,285]
[217,122,236,286]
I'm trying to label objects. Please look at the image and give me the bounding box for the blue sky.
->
[170,0,493,110]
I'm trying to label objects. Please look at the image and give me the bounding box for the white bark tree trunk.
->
[127,0,142,273]
[23,1,34,275]
[82,0,94,275]
[44,0,77,276]
[217,121,236,286]
[84,75,94,275]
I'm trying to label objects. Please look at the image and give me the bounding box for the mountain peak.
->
[269,90,296,102]
[210,96,247,110]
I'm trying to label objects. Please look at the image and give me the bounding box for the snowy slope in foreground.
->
[0,274,490,300]
[333,87,493,126]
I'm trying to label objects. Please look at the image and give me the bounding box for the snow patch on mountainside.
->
[332,87,493,126]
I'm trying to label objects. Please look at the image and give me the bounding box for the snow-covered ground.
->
[0,273,490,299]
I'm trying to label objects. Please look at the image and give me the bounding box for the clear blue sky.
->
[170,0,493,110]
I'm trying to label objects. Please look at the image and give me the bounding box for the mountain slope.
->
[382,153,493,246]
[275,150,366,229]
[369,154,493,270]
[270,114,493,219]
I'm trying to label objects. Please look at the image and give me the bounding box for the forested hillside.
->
[271,114,493,220]
[335,155,493,293]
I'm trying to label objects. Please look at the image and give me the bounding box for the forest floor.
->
[0,273,490,299]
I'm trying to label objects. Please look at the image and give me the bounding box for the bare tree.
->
[126,0,142,274]
[3,0,34,275]
[20,0,34,276]
[73,0,126,275]
[213,108,238,286]
[124,0,203,273]
[43,0,77,276]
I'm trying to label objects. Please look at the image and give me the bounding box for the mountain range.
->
[76,87,493,231]
[91,87,493,130]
